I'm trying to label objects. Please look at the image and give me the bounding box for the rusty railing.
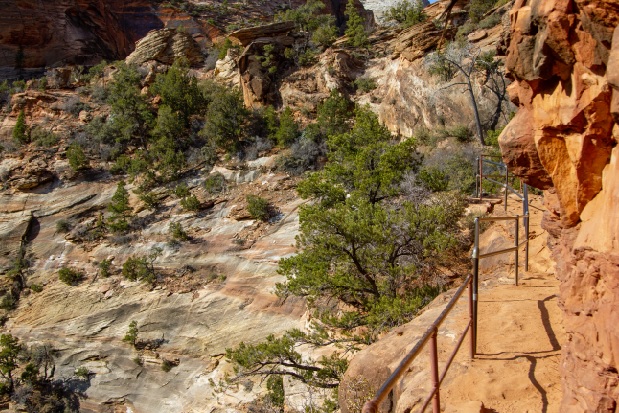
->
[362,161,531,413]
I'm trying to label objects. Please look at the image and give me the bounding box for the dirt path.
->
[440,195,564,413]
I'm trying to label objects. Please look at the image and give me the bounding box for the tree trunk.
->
[467,79,485,145]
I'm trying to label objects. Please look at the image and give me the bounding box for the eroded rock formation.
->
[126,28,204,67]
[499,0,619,410]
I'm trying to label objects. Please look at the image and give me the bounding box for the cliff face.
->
[0,0,163,77]
[499,0,619,410]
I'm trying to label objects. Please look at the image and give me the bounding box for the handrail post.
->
[472,218,479,355]
[514,215,519,286]
[523,185,529,272]
[468,276,474,359]
[479,156,483,202]
[475,156,479,198]
[504,165,509,212]
[430,328,441,413]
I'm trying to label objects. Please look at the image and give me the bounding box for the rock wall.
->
[0,0,164,77]
[498,0,619,410]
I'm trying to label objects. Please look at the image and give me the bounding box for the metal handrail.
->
[362,274,473,413]
[362,157,532,413]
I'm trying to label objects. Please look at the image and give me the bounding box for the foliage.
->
[180,193,201,211]
[74,367,90,379]
[31,127,59,147]
[246,195,271,221]
[259,44,279,76]
[98,259,112,278]
[345,0,369,49]
[276,0,337,64]
[161,359,174,372]
[265,376,285,410]
[104,62,153,147]
[417,167,449,192]
[228,108,467,398]
[13,110,28,144]
[274,107,299,147]
[200,86,248,152]
[150,59,205,126]
[123,321,139,347]
[122,248,160,284]
[384,0,427,28]
[30,284,43,293]
[316,90,354,137]
[55,220,71,233]
[468,0,496,23]
[204,172,227,194]
[226,330,347,389]
[216,38,239,60]
[107,181,132,233]
[169,222,189,241]
[354,78,377,93]
[0,333,21,392]
[58,267,84,286]
[67,143,89,171]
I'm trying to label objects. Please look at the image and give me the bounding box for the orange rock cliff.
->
[499,0,619,410]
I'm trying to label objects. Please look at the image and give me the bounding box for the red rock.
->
[502,0,619,410]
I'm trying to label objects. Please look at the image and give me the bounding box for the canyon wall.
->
[0,0,164,77]
[498,0,619,410]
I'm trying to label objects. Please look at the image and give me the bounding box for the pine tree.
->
[345,0,368,49]
[12,110,28,144]
[107,181,132,233]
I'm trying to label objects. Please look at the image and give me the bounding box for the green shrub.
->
[30,284,43,293]
[98,259,112,277]
[174,183,190,198]
[122,256,154,283]
[449,125,473,142]
[58,267,84,286]
[180,194,201,211]
[74,366,90,379]
[67,143,89,171]
[55,219,71,233]
[123,320,139,346]
[12,110,28,144]
[417,167,449,192]
[478,13,502,30]
[246,195,270,221]
[31,127,59,147]
[274,107,299,147]
[169,222,189,241]
[108,181,132,233]
[354,78,377,93]
[204,172,227,194]
[469,0,496,23]
[0,293,16,311]
[384,0,427,28]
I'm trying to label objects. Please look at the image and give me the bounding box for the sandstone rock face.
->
[0,0,163,77]
[126,28,204,67]
[0,152,310,412]
[499,0,619,411]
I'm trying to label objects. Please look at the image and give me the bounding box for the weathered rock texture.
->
[498,0,619,411]
[0,0,163,77]
[126,28,204,67]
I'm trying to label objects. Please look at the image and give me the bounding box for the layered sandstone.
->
[498,0,619,411]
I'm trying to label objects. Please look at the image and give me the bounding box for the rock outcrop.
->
[126,28,204,67]
[499,0,619,411]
